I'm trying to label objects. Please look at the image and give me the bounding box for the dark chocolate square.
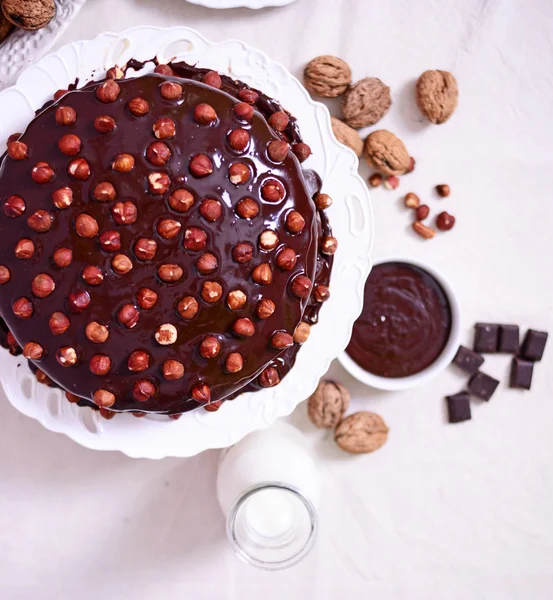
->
[452,345,485,375]
[509,357,533,390]
[446,392,471,423]
[468,371,500,401]
[521,329,548,362]
[498,325,520,354]
[474,323,499,353]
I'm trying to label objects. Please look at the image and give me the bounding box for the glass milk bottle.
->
[217,421,321,570]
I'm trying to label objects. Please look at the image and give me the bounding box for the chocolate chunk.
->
[468,371,499,401]
[446,392,471,423]
[498,324,519,353]
[520,329,548,362]
[509,357,533,390]
[452,345,484,375]
[473,323,499,353]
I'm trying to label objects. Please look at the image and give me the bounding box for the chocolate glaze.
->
[346,262,451,378]
[0,64,333,414]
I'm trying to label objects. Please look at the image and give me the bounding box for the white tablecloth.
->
[1,0,552,598]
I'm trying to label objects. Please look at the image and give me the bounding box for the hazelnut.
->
[177,296,199,319]
[436,211,456,231]
[232,242,253,264]
[99,230,121,252]
[56,346,78,367]
[252,263,273,285]
[383,175,400,190]
[196,252,218,275]
[137,287,158,310]
[259,366,280,388]
[154,64,174,76]
[234,102,254,121]
[321,236,338,255]
[128,97,150,116]
[112,201,137,225]
[134,237,158,261]
[412,221,435,239]
[153,117,176,139]
[148,172,171,195]
[31,273,55,298]
[259,230,279,250]
[285,210,305,233]
[407,157,416,173]
[268,140,290,162]
[236,198,259,219]
[189,154,213,178]
[436,184,451,197]
[228,129,250,152]
[404,192,420,209]
[256,298,276,320]
[23,342,44,360]
[416,204,430,220]
[158,263,183,283]
[49,312,70,335]
[96,80,120,103]
[155,323,178,345]
[261,179,285,202]
[111,254,133,274]
[112,153,135,173]
[199,198,222,222]
[32,162,54,184]
[133,380,156,402]
[228,162,250,185]
[293,322,311,344]
[162,360,185,380]
[55,106,77,126]
[106,66,125,80]
[75,213,99,238]
[276,247,297,270]
[169,188,195,213]
[271,331,294,349]
[194,103,218,125]
[157,218,181,239]
[292,143,312,163]
[183,227,207,251]
[58,134,81,156]
[233,318,255,337]
[368,173,383,187]
[93,182,116,203]
[7,141,28,160]
[128,351,150,372]
[68,289,91,313]
[82,266,103,286]
[65,392,80,404]
[146,142,171,166]
[160,81,183,100]
[237,88,258,104]
[94,115,116,134]
[117,304,140,328]
[93,389,116,408]
[200,335,221,359]
[201,281,223,303]
[268,111,290,132]
[314,193,332,210]
[36,369,53,386]
[227,289,247,310]
[4,195,25,218]
[52,187,73,209]
[85,321,109,343]
[13,297,33,319]
[68,157,90,180]
[27,209,53,233]
[291,275,312,299]
[314,284,331,302]
[6,331,18,351]
[15,238,35,259]
[225,353,244,374]
[90,355,111,376]
[0,265,11,285]
[202,71,222,88]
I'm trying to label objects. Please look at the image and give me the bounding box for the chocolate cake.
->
[0,62,335,417]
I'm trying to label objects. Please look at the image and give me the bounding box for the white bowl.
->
[338,256,461,391]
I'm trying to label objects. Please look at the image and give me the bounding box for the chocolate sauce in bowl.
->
[346,262,451,378]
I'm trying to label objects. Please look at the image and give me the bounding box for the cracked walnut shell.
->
[335,411,389,454]
[364,130,411,176]
[308,380,350,429]
[416,70,458,124]
[330,117,363,157]
[2,0,56,31]
[303,55,352,98]
[341,77,391,129]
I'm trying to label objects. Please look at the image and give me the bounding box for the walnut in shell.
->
[416,70,458,124]
[335,411,389,454]
[308,380,350,429]
[303,55,352,98]
[341,77,391,129]
[0,10,13,42]
[2,0,56,31]
[364,130,411,176]
[330,117,363,157]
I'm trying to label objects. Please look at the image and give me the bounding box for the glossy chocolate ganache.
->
[0,61,334,416]
[346,262,451,378]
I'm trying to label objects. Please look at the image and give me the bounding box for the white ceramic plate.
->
[185,0,297,9]
[0,0,87,92]
[0,26,373,459]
